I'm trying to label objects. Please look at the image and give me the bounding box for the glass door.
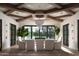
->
[63,24,69,46]
[0,20,2,50]
[78,20,79,50]
[10,24,16,46]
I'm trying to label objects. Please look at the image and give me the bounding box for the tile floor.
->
[0,45,74,56]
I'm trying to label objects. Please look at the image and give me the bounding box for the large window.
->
[24,25,55,39]
[10,24,16,46]
[32,27,39,39]
[24,26,31,40]
[63,24,69,46]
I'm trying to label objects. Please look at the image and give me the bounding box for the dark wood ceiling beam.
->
[65,9,75,15]
[45,3,79,13]
[55,3,63,6]
[16,15,32,21]
[54,14,72,18]
[0,3,35,13]
[5,3,24,14]
[54,3,75,15]
[49,3,62,8]
[15,3,24,7]
[47,15,63,22]
[7,14,25,18]
[4,10,12,14]
[4,10,16,14]
[1,3,78,14]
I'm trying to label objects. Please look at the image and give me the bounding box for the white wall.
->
[0,11,61,50]
[0,11,19,50]
[19,18,61,27]
[61,11,79,50]
[1,10,79,50]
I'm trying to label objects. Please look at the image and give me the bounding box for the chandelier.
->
[33,14,45,28]
[35,19,44,28]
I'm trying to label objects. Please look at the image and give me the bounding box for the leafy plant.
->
[17,26,29,40]
[54,25,60,40]
[54,26,60,35]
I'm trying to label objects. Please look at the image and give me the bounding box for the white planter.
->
[18,41,26,50]
[17,37,26,50]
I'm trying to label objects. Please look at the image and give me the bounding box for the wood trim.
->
[7,14,25,18]
[47,15,63,22]
[54,14,72,18]
[16,15,32,21]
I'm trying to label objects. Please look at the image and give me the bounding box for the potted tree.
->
[17,26,29,41]
[54,25,60,41]
[17,26,29,49]
[54,26,62,49]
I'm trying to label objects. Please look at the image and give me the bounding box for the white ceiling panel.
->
[19,3,56,10]
[9,16,20,19]
[60,17,70,19]
[49,11,69,17]
[0,7,8,12]
[11,11,31,17]
[71,8,79,12]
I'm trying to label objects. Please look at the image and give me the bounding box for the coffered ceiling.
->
[0,3,79,22]
[19,3,56,10]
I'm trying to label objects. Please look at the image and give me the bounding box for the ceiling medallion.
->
[35,14,44,18]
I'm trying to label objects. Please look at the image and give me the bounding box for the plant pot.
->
[18,41,27,50]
